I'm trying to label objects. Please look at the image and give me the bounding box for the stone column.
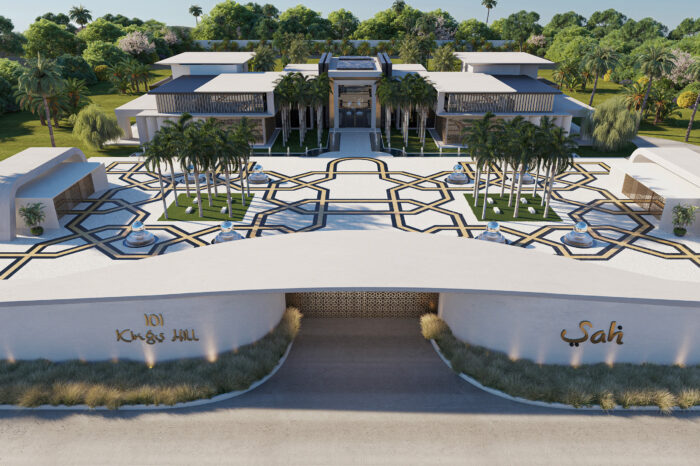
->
[371,83,377,130]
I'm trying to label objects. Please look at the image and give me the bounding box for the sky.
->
[6,0,697,32]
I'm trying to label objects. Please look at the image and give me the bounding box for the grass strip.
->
[0,308,302,409]
[464,193,562,222]
[159,193,254,222]
[421,314,700,413]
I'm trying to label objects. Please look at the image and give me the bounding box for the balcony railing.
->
[444,93,555,114]
[155,93,267,114]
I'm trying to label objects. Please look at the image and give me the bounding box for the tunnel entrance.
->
[285,292,438,318]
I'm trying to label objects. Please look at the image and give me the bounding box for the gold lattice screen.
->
[285,292,439,318]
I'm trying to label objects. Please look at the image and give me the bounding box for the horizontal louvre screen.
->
[444,93,554,113]
[156,93,267,114]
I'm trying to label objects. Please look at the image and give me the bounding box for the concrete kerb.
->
[430,340,700,413]
[0,342,293,412]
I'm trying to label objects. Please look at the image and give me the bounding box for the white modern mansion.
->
[114,51,593,147]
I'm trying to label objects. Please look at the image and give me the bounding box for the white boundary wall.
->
[0,292,285,363]
[439,292,700,366]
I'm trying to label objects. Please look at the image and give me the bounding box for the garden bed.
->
[421,314,700,413]
[464,193,562,222]
[0,308,301,409]
[159,193,254,222]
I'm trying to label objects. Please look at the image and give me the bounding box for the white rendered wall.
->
[439,292,700,366]
[173,64,243,77]
[0,292,285,363]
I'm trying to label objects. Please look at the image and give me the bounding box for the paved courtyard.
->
[1,155,699,281]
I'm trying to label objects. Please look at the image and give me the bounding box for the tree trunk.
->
[239,163,246,206]
[543,169,555,218]
[224,166,233,219]
[500,161,507,197]
[513,165,525,218]
[588,73,599,106]
[486,9,490,25]
[685,93,700,142]
[481,165,491,220]
[205,170,213,207]
[42,96,56,147]
[473,166,480,207]
[508,164,518,207]
[211,169,219,196]
[183,164,191,197]
[532,162,540,199]
[317,105,323,147]
[193,166,203,218]
[156,163,168,220]
[246,153,252,197]
[385,106,392,145]
[637,77,654,131]
[541,164,551,206]
[168,160,179,207]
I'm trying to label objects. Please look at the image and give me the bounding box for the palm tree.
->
[69,5,92,29]
[431,44,458,72]
[622,81,646,112]
[476,114,498,220]
[189,5,203,26]
[309,73,330,147]
[532,117,555,200]
[462,113,497,208]
[183,121,206,217]
[17,55,65,147]
[399,74,420,147]
[482,0,497,25]
[498,117,525,206]
[163,113,194,205]
[684,61,700,142]
[583,46,620,106]
[510,120,539,218]
[274,73,296,146]
[134,62,156,92]
[414,76,437,148]
[234,118,257,200]
[635,45,676,131]
[218,127,243,218]
[251,44,276,72]
[143,133,171,220]
[543,127,577,218]
[377,77,400,147]
[63,78,91,117]
[292,73,312,146]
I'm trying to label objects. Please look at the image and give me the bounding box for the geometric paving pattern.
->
[1,156,699,281]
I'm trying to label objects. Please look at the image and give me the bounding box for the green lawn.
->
[464,193,562,222]
[389,129,459,153]
[575,142,638,158]
[0,69,171,162]
[159,193,254,222]
[539,69,700,146]
[258,128,329,153]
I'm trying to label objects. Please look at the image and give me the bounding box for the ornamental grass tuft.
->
[421,314,700,413]
[0,308,301,409]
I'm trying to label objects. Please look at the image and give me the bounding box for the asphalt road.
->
[1,318,699,465]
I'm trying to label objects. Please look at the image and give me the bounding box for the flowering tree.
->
[527,34,546,48]
[118,31,155,57]
[162,30,179,46]
[666,49,697,87]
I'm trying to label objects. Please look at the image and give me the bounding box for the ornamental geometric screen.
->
[622,174,664,219]
[285,292,439,318]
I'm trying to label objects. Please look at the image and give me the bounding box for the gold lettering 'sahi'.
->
[560,321,623,347]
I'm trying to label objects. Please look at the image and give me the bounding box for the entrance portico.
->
[332,80,378,130]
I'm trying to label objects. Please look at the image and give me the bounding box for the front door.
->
[338,85,371,128]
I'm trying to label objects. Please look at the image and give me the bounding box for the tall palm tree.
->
[69,5,92,29]
[143,133,171,220]
[635,45,676,131]
[477,115,498,220]
[189,5,203,26]
[583,46,620,106]
[274,73,296,146]
[684,61,700,142]
[510,120,540,218]
[532,116,555,200]
[163,113,194,205]
[462,113,497,208]
[399,74,419,147]
[309,73,330,147]
[235,118,257,200]
[499,117,525,206]
[292,73,312,146]
[377,76,400,146]
[218,127,243,218]
[414,76,437,149]
[543,127,577,218]
[17,55,65,147]
[183,121,206,217]
[482,0,497,25]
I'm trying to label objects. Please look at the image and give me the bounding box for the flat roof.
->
[1,230,698,305]
[494,75,561,94]
[156,52,255,65]
[148,75,216,94]
[421,72,514,93]
[455,52,553,66]
[623,162,700,199]
[194,72,283,93]
[283,63,319,73]
[630,147,700,188]
[16,161,102,199]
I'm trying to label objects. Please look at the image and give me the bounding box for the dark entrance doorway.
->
[338,85,372,128]
[285,292,438,318]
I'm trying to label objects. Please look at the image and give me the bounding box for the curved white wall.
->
[439,292,700,366]
[0,292,285,363]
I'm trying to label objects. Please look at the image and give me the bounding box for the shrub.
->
[56,54,97,85]
[677,91,698,109]
[672,204,698,229]
[94,64,110,81]
[72,104,123,149]
[0,58,24,85]
[591,96,640,152]
[18,202,46,228]
[82,40,128,67]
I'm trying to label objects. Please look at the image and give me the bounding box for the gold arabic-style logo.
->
[561,321,623,347]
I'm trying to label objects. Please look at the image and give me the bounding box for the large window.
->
[156,93,267,114]
[444,93,554,113]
